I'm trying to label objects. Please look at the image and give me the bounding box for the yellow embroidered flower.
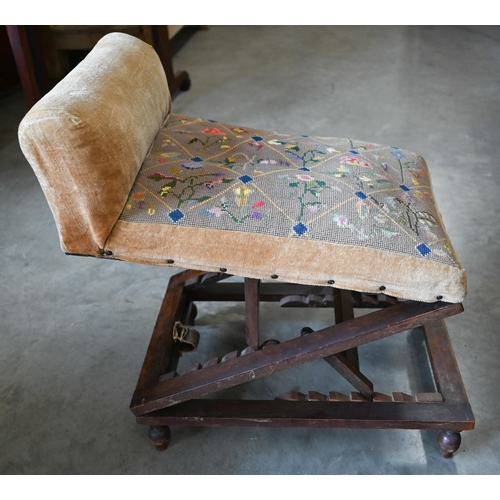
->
[234,186,253,206]
[160,186,171,195]
[148,205,156,216]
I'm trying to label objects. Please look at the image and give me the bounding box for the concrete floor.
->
[1,25,499,474]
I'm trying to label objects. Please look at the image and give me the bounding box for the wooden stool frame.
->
[130,269,474,458]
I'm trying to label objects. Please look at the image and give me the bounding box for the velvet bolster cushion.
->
[18,33,171,255]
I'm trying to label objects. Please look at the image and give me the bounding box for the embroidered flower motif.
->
[296,174,314,182]
[182,163,205,170]
[148,172,169,181]
[251,212,263,219]
[201,127,225,135]
[340,156,372,168]
[209,207,223,217]
[248,141,263,150]
[158,157,166,163]
[234,186,253,206]
[391,150,405,160]
[133,192,145,200]
[333,214,348,227]
[356,200,371,219]
[231,126,249,134]
[205,178,225,189]
[252,201,264,209]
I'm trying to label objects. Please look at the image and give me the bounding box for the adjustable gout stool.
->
[18,32,474,457]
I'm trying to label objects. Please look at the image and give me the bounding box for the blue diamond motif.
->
[299,167,310,171]
[400,184,410,192]
[348,150,360,154]
[293,222,308,236]
[416,243,431,257]
[238,175,253,184]
[208,119,218,123]
[355,191,367,200]
[191,156,203,162]
[251,136,263,142]
[169,209,185,223]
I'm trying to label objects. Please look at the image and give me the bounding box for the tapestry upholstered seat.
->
[111,115,465,304]
[18,32,473,457]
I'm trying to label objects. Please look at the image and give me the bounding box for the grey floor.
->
[1,26,499,474]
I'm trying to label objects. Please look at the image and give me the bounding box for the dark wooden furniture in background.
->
[6,25,191,109]
[130,269,474,458]
[0,26,20,93]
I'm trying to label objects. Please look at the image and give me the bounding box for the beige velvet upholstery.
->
[18,33,171,255]
[19,33,466,304]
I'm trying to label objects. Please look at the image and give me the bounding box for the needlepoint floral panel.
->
[120,115,460,268]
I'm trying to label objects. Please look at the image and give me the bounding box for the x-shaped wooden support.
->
[130,270,474,457]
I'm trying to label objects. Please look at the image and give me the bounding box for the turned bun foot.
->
[437,430,461,458]
[148,426,171,451]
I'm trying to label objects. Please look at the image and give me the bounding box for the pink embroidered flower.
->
[158,157,166,163]
[208,207,223,217]
[201,127,225,135]
[252,201,264,209]
[249,142,263,151]
[333,214,348,227]
[296,174,314,182]
[340,156,372,168]
[148,172,169,180]
[205,178,224,189]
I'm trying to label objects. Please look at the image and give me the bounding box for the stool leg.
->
[437,430,461,458]
[148,425,171,451]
